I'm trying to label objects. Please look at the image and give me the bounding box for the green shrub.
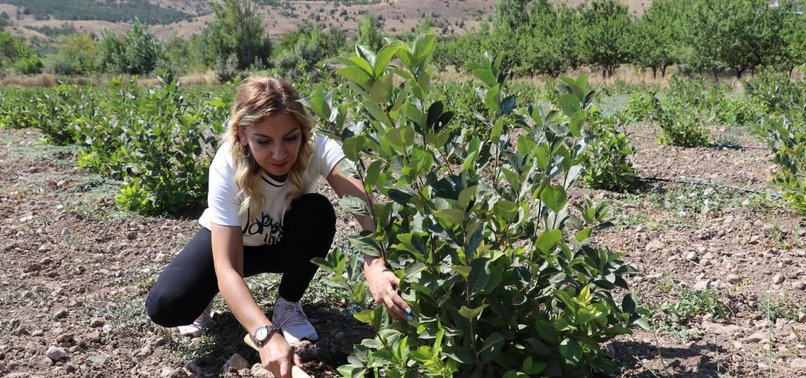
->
[309,33,641,377]
[623,91,657,123]
[579,112,637,191]
[758,115,806,214]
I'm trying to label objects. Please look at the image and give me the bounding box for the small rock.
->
[745,331,768,343]
[251,363,272,378]
[24,263,42,273]
[46,346,67,361]
[61,228,70,237]
[798,312,806,323]
[153,253,167,263]
[135,346,152,358]
[773,274,785,285]
[686,251,699,262]
[693,279,713,290]
[53,308,69,319]
[726,274,741,284]
[85,331,101,343]
[160,367,174,378]
[34,355,53,366]
[56,334,75,344]
[222,353,249,373]
[86,355,106,366]
[645,239,665,252]
[791,358,806,370]
[704,322,741,335]
[90,318,106,328]
[792,281,806,290]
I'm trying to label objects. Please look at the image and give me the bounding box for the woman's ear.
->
[236,127,248,147]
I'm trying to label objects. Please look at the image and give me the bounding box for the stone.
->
[53,308,69,319]
[693,279,713,290]
[798,312,806,323]
[86,355,106,366]
[134,345,152,358]
[773,274,785,285]
[703,322,741,335]
[153,253,167,263]
[223,353,249,373]
[793,281,806,290]
[251,364,272,378]
[90,318,105,328]
[791,358,806,370]
[645,239,665,252]
[745,331,768,343]
[686,251,699,262]
[726,274,742,284]
[24,263,42,273]
[46,346,67,361]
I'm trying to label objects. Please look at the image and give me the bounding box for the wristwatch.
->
[251,324,281,347]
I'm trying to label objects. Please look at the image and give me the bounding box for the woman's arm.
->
[326,163,412,320]
[211,224,299,378]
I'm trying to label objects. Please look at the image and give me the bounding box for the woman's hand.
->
[364,256,412,320]
[258,334,301,378]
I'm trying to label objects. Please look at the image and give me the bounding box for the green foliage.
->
[356,16,384,52]
[1,0,191,25]
[202,0,272,71]
[623,91,658,123]
[0,31,39,74]
[578,0,631,78]
[47,33,98,75]
[628,0,678,78]
[98,20,162,75]
[274,25,346,74]
[655,78,718,147]
[82,78,229,214]
[743,72,806,213]
[310,33,640,377]
[578,112,637,191]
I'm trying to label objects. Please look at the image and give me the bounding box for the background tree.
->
[628,0,677,78]
[97,20,162,74]
[274,25,345,73]
[356,15,384,51]
[47,33,98,75]
[202,0,272,70]
[578,0,632,78]
[0,31,41,74]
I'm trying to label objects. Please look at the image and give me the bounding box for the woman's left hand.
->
[364,256,412,320]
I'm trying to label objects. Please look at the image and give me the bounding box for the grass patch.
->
[643,279,731,341]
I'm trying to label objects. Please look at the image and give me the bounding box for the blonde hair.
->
[223,76,315,222]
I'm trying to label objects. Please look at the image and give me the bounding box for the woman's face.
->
[239,112,302,180]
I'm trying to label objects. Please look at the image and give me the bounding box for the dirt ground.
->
[0,121,804,377]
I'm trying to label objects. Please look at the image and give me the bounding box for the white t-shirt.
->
[199,135,345,246]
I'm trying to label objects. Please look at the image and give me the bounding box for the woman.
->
[145,77,411,378]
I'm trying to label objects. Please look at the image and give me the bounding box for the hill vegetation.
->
[2,0,192,24]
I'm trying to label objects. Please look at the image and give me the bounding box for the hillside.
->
[0,0,652,41]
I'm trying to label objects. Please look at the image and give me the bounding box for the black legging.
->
[145,193,336,327]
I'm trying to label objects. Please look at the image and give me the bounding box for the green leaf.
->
[558,93,580,117]
[541,185,567,212]
[337,66,372,85]
[373,42,402,77]
[575,227,592,243]
[413,33,436,63]
[435,208,464,225]
[559,338,582,365]
[369,76,390,103]
[450,264,471,278]
[349,234,381,257]
[342,136,365,162]
[339,195,369,216]
[479,332,505,354]
[536,229,562,254]
[353,309,376,324]
[484,84,500,113]
[459,304,488,319]
[472,68,496,87]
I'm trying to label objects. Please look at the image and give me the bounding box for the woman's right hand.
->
[258,334,301,378]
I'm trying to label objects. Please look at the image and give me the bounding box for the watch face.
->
[255,327,269,341]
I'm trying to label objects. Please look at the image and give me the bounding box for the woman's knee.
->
[288,193,336,229]
[145,291,194,327]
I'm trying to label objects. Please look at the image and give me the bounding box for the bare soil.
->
[1,120,804,377]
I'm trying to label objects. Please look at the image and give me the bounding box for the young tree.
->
[578,0,632,78]
[97,20,162,74]
[47,33,98,74]
[202,0,272,70]
[356,16,384,52]
[629,0,677,78]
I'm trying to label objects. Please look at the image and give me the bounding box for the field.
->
[1,73,804,377]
